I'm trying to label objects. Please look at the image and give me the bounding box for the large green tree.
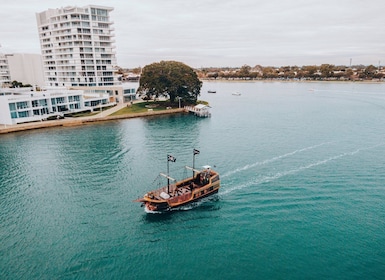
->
[137,61,202,103]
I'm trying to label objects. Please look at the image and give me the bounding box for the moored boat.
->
[208,90,216,93]
[134,149,220,213]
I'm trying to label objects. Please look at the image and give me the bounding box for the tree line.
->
[123,61,385,106]
[196,64,385,81]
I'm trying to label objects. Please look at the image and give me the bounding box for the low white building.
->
[72,84,137,104]
[0,87,111,125]
[185,104,211,118]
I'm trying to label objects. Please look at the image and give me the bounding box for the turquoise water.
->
[1,81,385,279]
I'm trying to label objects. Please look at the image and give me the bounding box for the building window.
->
[16,102,28,109]
[18,111,29,118]
[39,99,47,106]
[57,105,68,112]
[9,103,16,111]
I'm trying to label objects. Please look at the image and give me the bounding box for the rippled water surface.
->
[1,81,385,279]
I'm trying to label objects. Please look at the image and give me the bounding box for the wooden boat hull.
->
[134,151,220,213]
[144,186,220,212]
[135,168,221,213]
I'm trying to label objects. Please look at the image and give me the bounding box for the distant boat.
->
[232,92,241,96]
[134,149,220,213]
[207,90,216,93]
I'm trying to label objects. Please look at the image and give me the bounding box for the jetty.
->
[185,104,211,118]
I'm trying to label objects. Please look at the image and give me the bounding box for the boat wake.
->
[144,208,163,214]
[221,142,385,196]
[221,142,333,178]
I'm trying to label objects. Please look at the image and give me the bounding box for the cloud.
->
[1,0,385,67]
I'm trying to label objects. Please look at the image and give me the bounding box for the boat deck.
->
[135,164,220,211]
[147,180,199,200]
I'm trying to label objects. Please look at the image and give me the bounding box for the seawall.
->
[0,108,186,134]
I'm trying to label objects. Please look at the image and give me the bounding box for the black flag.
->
[167,155,176,162]
[193,149,200,155]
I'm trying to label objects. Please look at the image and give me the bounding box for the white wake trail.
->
[222,142,333,178]
[221,143,385,196]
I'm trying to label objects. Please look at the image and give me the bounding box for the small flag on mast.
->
[167,155,176,162]
[193,149,200,155]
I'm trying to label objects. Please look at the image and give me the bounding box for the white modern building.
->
[5,53,45,88]
[0,53,11,87]
[36,5,120,88]
[0,88,112,125]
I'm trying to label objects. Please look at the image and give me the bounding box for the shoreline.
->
[0,108,186,134]
[201,78,385,84]
[2,79,383,135]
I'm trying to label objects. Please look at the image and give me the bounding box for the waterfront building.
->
[0,87,112,125]
[0,53,11,88]
[5,53,45,88]
[36,5,120,88]
[72,83,138,104]
[185,104,211,117]
[35,5,137,104]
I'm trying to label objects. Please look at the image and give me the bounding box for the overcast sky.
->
[1,0,384,68]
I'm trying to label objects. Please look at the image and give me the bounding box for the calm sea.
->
[1,81,385,279]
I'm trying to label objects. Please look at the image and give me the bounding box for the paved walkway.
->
[91,102,128,118]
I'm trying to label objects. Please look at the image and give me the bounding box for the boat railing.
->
[146,185,172,200]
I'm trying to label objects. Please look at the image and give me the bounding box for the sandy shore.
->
[0,108,186,134]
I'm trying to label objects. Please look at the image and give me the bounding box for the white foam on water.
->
[221,143,385,196]
[222,142,333,178]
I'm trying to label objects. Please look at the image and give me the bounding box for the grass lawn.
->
[111,101,179,116]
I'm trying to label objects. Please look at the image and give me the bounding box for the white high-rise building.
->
[0,53,11,87]
[36,5,120,88]
[6,53,45,88]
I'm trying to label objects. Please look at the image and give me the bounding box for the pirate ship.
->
[134,149,220,213]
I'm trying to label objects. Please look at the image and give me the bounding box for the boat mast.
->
[167,154,176,194]
[193,149,200,178]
